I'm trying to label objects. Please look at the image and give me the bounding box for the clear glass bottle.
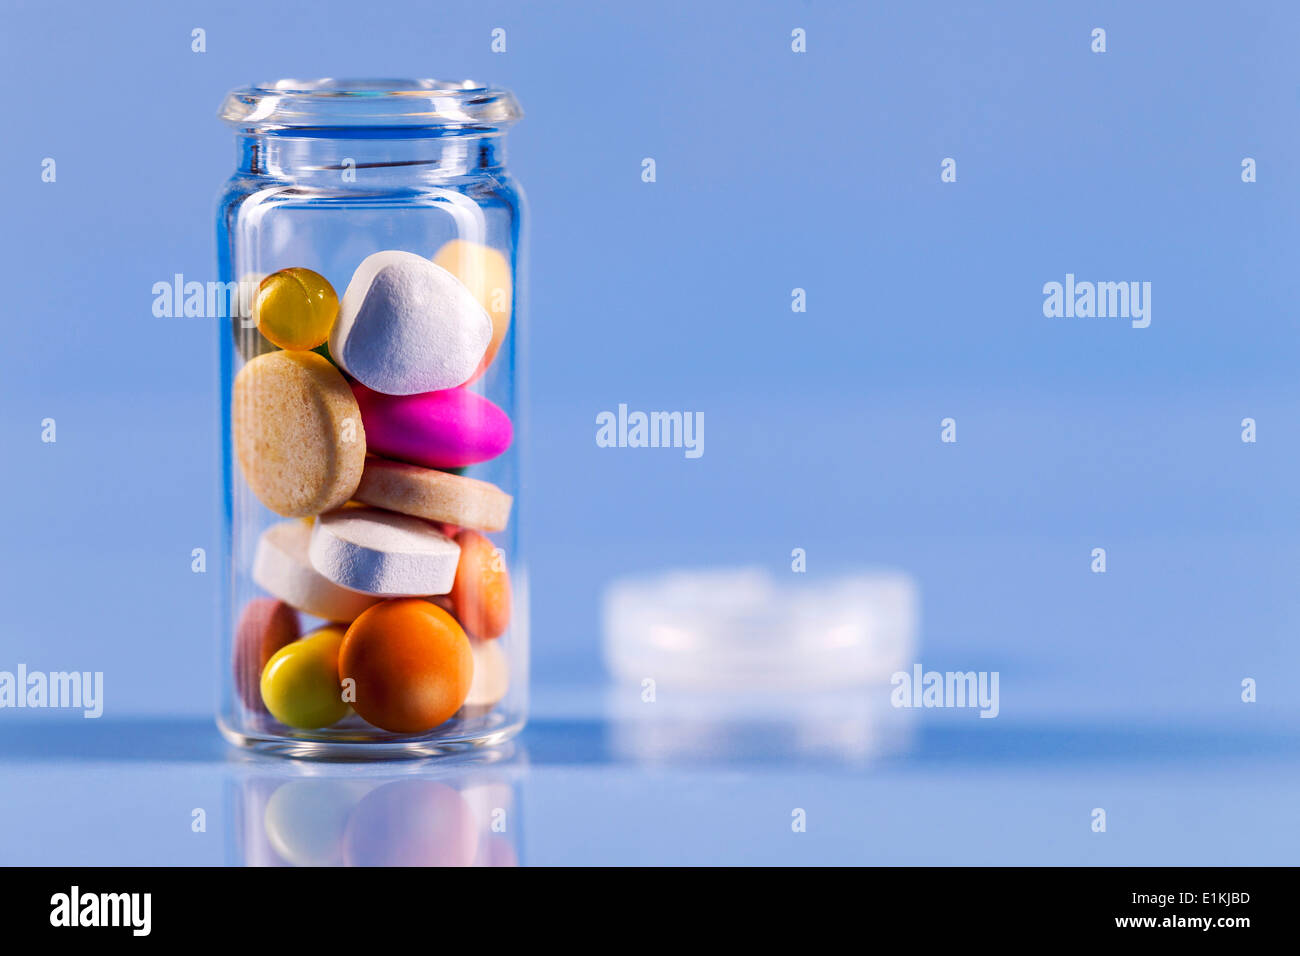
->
[215,80,527,758]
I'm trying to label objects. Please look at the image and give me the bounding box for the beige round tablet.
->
[353,458,512,532]
[233,351,366,517]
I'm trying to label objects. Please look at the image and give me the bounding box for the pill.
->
[233,350,367,517]
[253,520,381,622]
[309,507,461,597]
[330,250,491,395]
[354,457,513,532]
[339,599,474,733]
[461,637,509,714]
[260,625,351,729]
[474,835,520,868]
[432,240,512,382]
[342,781,478,866]
[254,267,339,351]
[449,530,511,640]
[299,499,367,527]
[233,597,301,711]
[263,779,373,867]
[352,383,513,470]
[459,782,514,833]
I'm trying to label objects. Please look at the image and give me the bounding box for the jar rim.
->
[218,78,523,130]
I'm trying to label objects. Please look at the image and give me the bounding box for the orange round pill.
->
[449,530,511,640]
[339,599,473,734]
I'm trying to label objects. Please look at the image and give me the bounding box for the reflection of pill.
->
[254,520,380,622]
[459,782,514,834]
[462,637,509,713]
[449,531,511,640]
[330,250,491,395]
[474,834,520,867]
[431,240,512,383]
[254,267,338,351]
[233,351,366,517]
[260,626,350,729]
[340,599,474,733]
[309,507,461,597]
[233,598,300,711]
[263,779,372,867]
[343,780,478,866]
[354,458,512,532]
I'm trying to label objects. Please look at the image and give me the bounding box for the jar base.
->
[217,715,526,762]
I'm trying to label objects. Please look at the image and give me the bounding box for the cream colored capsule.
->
[462,637,509,713]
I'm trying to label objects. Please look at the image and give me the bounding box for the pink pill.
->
[352,383,513,469]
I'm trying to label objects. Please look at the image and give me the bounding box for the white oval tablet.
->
[309,507,461,596]
[329,250,492,395]
[253,520,380,622]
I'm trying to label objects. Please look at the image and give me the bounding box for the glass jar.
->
[214,79,527,758]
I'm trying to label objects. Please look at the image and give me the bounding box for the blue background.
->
[0,0,1298,865]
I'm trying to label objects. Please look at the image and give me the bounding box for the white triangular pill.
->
[330,250,492,395]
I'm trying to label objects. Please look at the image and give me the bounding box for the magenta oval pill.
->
[352,383,513,469]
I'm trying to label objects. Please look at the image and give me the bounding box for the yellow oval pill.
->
[254,267,339,351]
[260,626,350,729]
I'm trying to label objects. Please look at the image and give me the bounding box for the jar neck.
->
[235,130,508,185]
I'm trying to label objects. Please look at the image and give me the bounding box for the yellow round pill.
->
[260,626,350,729]
[254,267,339,351]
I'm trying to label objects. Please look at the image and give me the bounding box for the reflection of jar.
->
[229,756,524,866]
[215,80,527,757]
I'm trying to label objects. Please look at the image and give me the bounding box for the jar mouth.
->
[219,78,523,131]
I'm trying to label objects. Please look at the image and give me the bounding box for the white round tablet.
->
[253,520,380,622]
[308,507,461,597]
[329,250,492,395]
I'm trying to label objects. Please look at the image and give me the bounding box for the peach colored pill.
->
[449,530,511,640]
[432,240,512,383]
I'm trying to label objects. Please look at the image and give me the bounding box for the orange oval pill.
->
[339,599,473,734]
[449,530,511,640]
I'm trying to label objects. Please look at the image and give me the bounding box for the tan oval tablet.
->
[354,457,512,532]
[233,351,367,517]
